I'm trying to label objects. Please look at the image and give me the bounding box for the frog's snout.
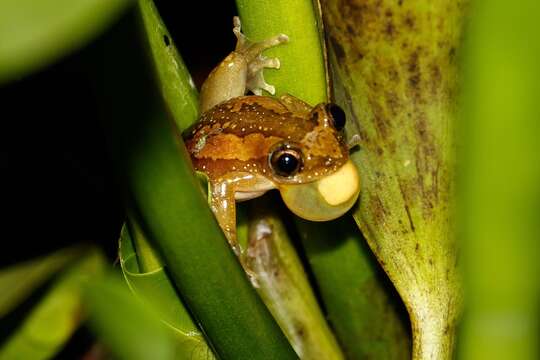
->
[279,160,361,221]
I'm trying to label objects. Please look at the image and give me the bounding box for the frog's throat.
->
[278,160,361,221]
[316,160,360,206]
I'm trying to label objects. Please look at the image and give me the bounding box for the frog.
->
[183,17,361,254]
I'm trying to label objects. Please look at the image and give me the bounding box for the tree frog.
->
[184,17,360,253]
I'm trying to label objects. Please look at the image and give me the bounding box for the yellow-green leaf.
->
[0,0,132,84]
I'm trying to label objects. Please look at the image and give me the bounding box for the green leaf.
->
[127,214,164,272]
[0,246,86,317]
[458,1,540,359]
[84,274,177,360]
[137,0,198,131]
[0,0,132,85]
[119,225,215,360]
[90,1,296,358]
[323,0,466,358]
[0,248,106,360]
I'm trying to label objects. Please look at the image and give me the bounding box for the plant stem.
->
[411,305,456,359]
[246,197,345,360]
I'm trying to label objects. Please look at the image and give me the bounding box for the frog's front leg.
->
[210,180,239,254]
[200,16,288,112]
[210,173,273,255]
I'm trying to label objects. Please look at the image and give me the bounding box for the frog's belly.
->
[234,175,276,202]
[235,190,270,202]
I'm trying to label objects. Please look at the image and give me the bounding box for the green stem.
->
[247,197,344,360]
[235,0,327,105]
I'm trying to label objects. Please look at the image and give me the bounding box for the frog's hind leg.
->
[199,17,288,112]
[232,16,288,95]
[279,94,313,117]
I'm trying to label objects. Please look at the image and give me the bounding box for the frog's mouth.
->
[278,160,360,221]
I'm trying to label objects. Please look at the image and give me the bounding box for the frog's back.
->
[183,96,316,178]
[185,96,314,142]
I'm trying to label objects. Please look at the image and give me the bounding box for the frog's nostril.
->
[326,103,346,131]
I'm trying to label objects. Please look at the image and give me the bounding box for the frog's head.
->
[267,103,361,221]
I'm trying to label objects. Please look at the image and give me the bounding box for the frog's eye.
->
[269,145,303,177]
[326,103,346,131]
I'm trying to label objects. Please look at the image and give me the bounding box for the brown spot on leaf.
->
[369,194,388,225]
[388,68,400,82]
[295,323,305,338]
[404,205,415,232]
[449,47,456,62]
[385,91,400,116]
[407,48,422,98]
[404,12,415,29]
[430,62,442,96]
[330,35,346,61]
[385,21,396,39]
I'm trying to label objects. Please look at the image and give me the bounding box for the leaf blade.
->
[0,0,132,84]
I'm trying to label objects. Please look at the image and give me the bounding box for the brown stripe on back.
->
[195,133,282,161]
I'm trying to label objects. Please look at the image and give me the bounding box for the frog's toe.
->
[233,15,241,31]
[232,16,288,59]
[263,57,281,69]
[247,69,275,95]
[268,34,289,47]
[248,34,288,59]
[232,16,247,47]
[249,56,280,73]
[261,83,276,95]
[246,55,281,95]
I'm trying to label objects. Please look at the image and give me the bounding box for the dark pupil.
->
[276,153,299,176]
[327,103,346,131]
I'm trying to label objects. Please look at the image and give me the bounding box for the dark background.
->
[0,1,237,265]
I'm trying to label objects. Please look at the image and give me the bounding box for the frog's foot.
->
[246,57,280,95]
[232,16,289,95]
